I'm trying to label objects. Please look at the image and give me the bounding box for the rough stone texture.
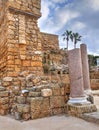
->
[51,84,61,96]
[0,91,9,97]
[67,104,97,117]
[0,0,43,78]
[80,44,91,91]
[68,49,84,98]
[41,33,59,51]
[90,71,99,90]
[50,96,65,109]
[17,104,30,113]
[41,89,52,97]
[31,97,50,119]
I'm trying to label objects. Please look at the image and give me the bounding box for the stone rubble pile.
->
[0,71,70,120]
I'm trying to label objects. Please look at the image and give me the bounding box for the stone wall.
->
[90,71,99,90]
[0,73,70,120]
[0,0,8,78]
[41,32,59,51]
[0,0,43,78]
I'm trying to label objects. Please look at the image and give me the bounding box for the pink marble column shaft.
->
[80,44,91,91]
[68,48,85,98]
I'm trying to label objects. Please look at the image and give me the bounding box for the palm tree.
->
[62,30,72,50]
[71,33,82,49]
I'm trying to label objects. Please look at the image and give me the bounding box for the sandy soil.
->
[0,114,99,130]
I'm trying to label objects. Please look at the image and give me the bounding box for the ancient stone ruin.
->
[0,0,69,120]
[0,0,97,121]
[67,44,96,116]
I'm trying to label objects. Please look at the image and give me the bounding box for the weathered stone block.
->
[26,81,33,87]
[17,96,26,104]
[52,107,64,115]
[34,85,49,92]
[0,97,9,104]
[0,86,6,91]
[51,84,61,96]
[17,104,30,113]
[31,97,50,119]
[0,109,8,115]
[0,91,9,97]
[22,60,30,67]
[1,104,9,110]
[41,89,52,97]
[22,113,31,121]
[3,77,13,82]
[50,96,64,108]
[2,81,11,87]
[29,92,41,97]
[60,86,65,96]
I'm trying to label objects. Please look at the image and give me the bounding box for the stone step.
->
[81,112,99,124]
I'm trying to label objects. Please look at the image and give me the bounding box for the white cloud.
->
[90,0,99,11]
[38,1,50,27]
[38,2,79,34]
[52,0,66,4]
[70,21,86,32]
[38,0,99,55]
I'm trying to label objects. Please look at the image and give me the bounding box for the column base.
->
[68,97,90,105]
[67,104,97,117]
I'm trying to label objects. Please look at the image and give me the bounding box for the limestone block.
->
[0,86,6,91]
[0,97,9,104]
[17,96,26,104]
[17,104,30,113]
[2,77,13,87]
[34,85,49,92]
[50,96,64,109]
[26,82,33,87]
[51,84,61,96]
[0,109,8,115]
[33,77,41,85]
[22,113,30,121]
[0,91,9,97]
[1,104,9,110]
[52,107,64,115]
[41,89,52,97]
[29,92,41,97]
[60,86,65,96]
[2,81,11,87]
[31,97,50,119]
[26,74,34,81]
[22,60,30,67]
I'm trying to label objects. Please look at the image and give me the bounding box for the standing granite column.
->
[68,48,88,104]
[80,44,91,94]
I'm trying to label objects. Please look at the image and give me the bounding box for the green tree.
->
[71,33,82,48]
[62,30,72,50]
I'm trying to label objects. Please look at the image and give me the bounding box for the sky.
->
[38,0,99,55]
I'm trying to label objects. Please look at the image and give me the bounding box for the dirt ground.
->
[0,114,99,130]
[0,95,99,130]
